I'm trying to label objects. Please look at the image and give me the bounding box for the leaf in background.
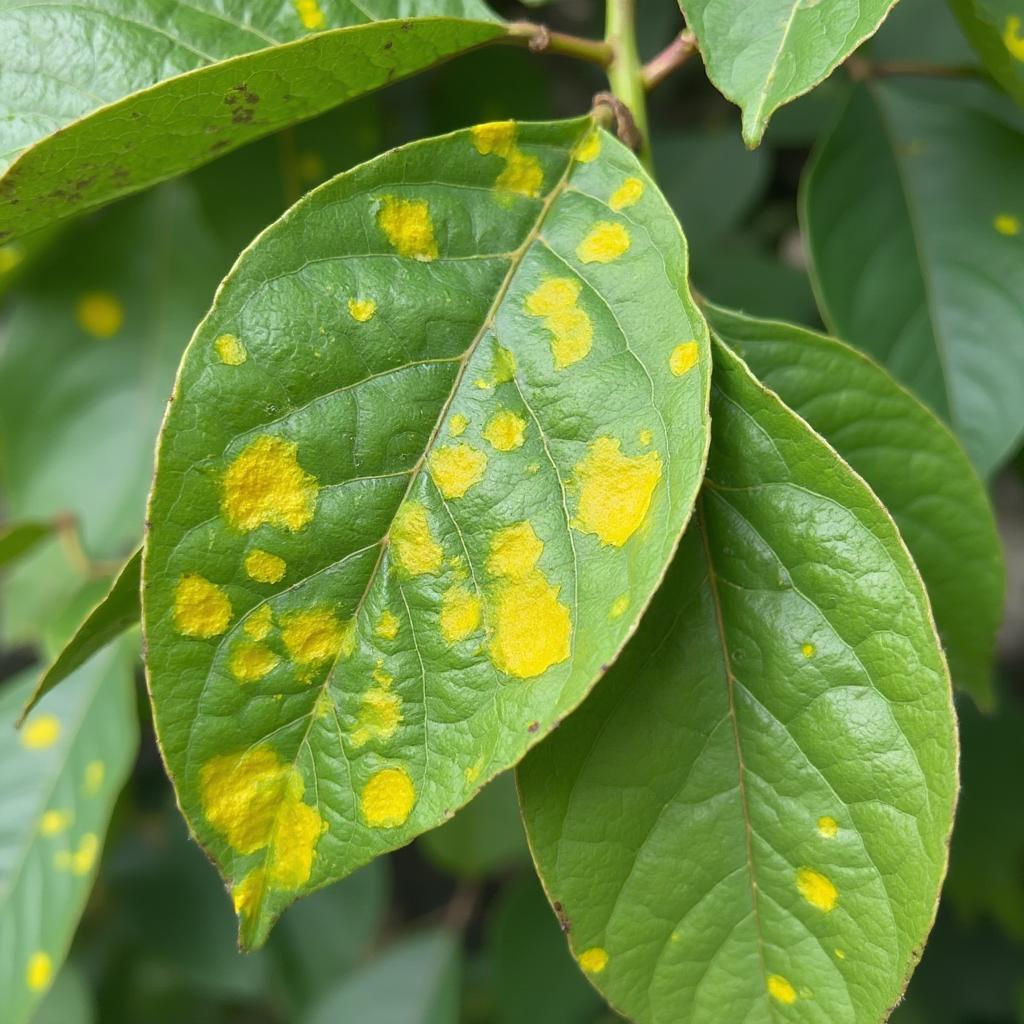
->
[0,519,56,568]
[678,0,899,146]
[707,303,1004,708]
[802,79,1024,477]
[143,117,711,947]
[0,642,138,1024]
[304,929,461,1024]
[0,0,507,242]
[874,0,976,63]
[518,339,958,1024]
[950,0,1024,108]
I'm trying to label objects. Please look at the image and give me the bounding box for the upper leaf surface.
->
[142,118,711,948]
[0,0,505,242]
[950,0,1024,108]
[678,0,898,146]
[802,79,1024,476]
[519,339,958,1024]
[707,303,1004,708]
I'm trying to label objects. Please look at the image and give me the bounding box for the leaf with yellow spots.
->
[519,339,957,1024]
[142,118,710,948]
[951,0,1024,108]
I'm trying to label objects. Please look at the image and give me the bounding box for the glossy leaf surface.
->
[142,118,711,947]
[678,0,898,145]
[950,0,1024,108]
[708,304,1004,708]
[0,0,505,242]
[803,79,1024,476]
[519,339,958,1024]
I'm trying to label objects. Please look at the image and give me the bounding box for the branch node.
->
[592,92,642,153]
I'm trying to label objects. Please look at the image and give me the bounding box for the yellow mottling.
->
[377,196,438,261]
[801,642,815,659]
[1004,15,1024,60]
[372,660,393,687]
[818,816,839,839]
[391,501,443,576]
[230,641,280,682]
[525,277,593,370]
[40,810,71,836]
[835,948,846,960]
[577,222,630,264]
[294,0,324,29]
[483,410,527,452]
[575,131,601,163]
[471,121,544,199]
[26,952,52,992]
[994,213,1021,236]
[245,549,286,584]
[232,867,266,919]
[352,687,402,747]
[449,413,468,437]
[670,341,699,376]
[281,608,346,666]
[639,429,653,446]
[174,574,232,638]
[348,297,377,322]
[22,714,61,750]
[215,333,247,365]
[361,767,416,828]
[610,594,629,619]
[245,605,273,641]
[486,521,543,578]
[610,177,644,211]
[579,947,608,973]
[376,609,400,640]
[796,867,838,912]
[76,291,123,338]
[440,584,482,643]
[84,760,105,795]
[0,243,23,274]
[428,443,488,499]
[768,974,797,1005]
[223,435,318,533]
[465,756,485,783]
[71,832,99,875]
[573,436,662,547]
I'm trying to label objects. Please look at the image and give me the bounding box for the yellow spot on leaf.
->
[391,501,443,576]
[281,608,346,666]
[525,277,593,370]
[215,333,247,365]
[796,867,838,912]
[474,378,492,390]
[994,213,1021,236]
[670,341,699,376]
[768,974,797,1005]
[245,605,273,641]
[232,868,266,919]
[22,714,61,749]
[230,641,280,682]
[71,833,99,875]
[577,222,630,264]
[174,574,232,638]
[0,243,23,274]
[465,756,485,783]
[40,810,71,836]
[493,345,517,383]
[579,947,608,973]
[483,410,526,452]
[1004,15,1024,60]
[471,120,544,198]
[639,429,653,446]
[818,816,839,839]
[222,435,318,533]
[372,660,393,687]
[835,948,846,960]
[801,642,815,658]
[486,521,543,578]
[377,196,438,261]
[294,0,324,29]
[352,688,402,747]
[245,549,286,584]
[361,767,416,828]
[440,584,482,643]
[348,297,377,322]
[428,443,488,499]
[610,177,644,211]
[610,594,629,619]
[26,951,52,992]
[376,609,400,640]
[573,436,662,547]
[84,760,105,794]
[449,414,468,437]
[76,291,123,338]
[575,131,601,163]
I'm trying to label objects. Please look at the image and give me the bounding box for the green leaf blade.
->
[949,0,1024,108]
[0,519,56,568]
[518,339,958,1024]
[142,119,711,948]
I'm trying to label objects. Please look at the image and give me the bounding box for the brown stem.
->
[641,31,697,91]
[847,54,980,80]
[507,21,613,67]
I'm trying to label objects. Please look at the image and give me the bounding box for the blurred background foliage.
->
[2,0,1023,1020]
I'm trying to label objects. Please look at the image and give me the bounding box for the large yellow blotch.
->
[670,341,699,377]
[26,951,52,992]
[440,584,482,643]
[796,867,839,912]
[222,435,318,533]
[245,548,286,584]
[525,277,593,370]
[1004,15,1024,60]
[174,574,232,638]
[352,687,402,747]
[376,609,400,640]
[483,410,527,452]
[294,0,324,29]
[21,714,61,750]
[391,501,443,575]
[428,444,488,499]
[575,131,601,163]
[994,213,1021,236]
[361,767,416,828]
[471,121,544,199]
[573,437,662,547]
[577,222,630,264]
[245,604,273,641]
[768,974,797,1005]
[486,522,571,679]
[377,196,438,261]
[281,608,347,666]
[610,177,644,211]
[230,641,279,682]
[578,947,608,973]
[348,297,377,322]
[76,291,123,338]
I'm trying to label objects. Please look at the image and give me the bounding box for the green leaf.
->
[678,0,899,146]
[0,642,139,1024]
[518,338,958,1024]
[142,117,711,948]
[706,303,1004,708]
[950,0,1024,108]
[0,519,56,568]
[0,0,506,243]
[19,549,142,724]
[802,79,1024,477]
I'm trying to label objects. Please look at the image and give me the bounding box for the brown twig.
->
[641,31,698,91]
[507,21,613,67]
[591,92,643,154]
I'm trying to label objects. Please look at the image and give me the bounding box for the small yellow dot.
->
[26,951,52,991]
[84,760,105,795]
[578,946,608,973]
[40,810,71,836]
[215,333,247,365]
[76,292,123,338]
[22,715,61,750]
[994,213,1021,236]
[610,594,629,619]
[801,642,815,658]
[817,815,839,839]
[835,948,846,960]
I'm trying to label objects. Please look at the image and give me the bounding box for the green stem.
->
[604,0,650,168]
[507,22,612,68]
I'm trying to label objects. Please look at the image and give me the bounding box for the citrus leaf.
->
[949,0,1024,108]
[802,79,1024,477]
[0,642,138,1024]
[19,548,142,724]
[0,0,506,243]
[706,303,1004,709]
[518,338,958,1024]
[678,0,900,146]
[0,519,56,568]
[142,117,711,948]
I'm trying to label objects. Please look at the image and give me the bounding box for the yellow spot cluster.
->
[1005,15,1024,60]
[26,951,52,992]
[428,443,488,499]
[294,0,325,29]
[361,766,416,828]
[578,947,608,973]
[215,333,247,365]
[348,297,377,322]
[245,605,273,641]
[22,714,61,750]
[391,501,443,576]
[670,341,699,377]
[245,548,286,584]
[223,435,318,533]
[573,436,662,547]
[768,974,797,1005]
[230,641,280,682]
[470,121,544,199]
[610,177,644,211]
[281,607,348,666]
[483,409,527,452]
[377,196,438,261]
[796,866,839,912]
[994,213,1021,236]
[577,222,630,264]
[525,277,593,370]
[174,574,232,638]
[376,609,400,640]
[575,131,601,163]
[76,291,123,338]
[818,816,839,839]
[440,584,482,643]
[449,414,468,437]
